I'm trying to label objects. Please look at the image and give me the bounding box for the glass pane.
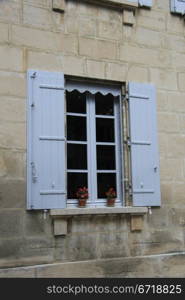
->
[97,145,115,170]
[66,90,86,114]
[67,116,86,141]
[67,173,88,199]
[97,173,116,199]
[96,118,115,142]
[95,93,114,115]
[67,144,87,169]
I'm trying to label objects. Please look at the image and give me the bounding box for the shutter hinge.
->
[31,162,38,183]
[31,72,37,79]
[124,137,131,147]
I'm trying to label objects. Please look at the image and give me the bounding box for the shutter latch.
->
[124,137,131,147]
[31,162,38,183]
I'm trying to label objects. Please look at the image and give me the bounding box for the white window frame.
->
[65,82,124,208]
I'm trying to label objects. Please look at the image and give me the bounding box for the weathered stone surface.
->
[0,45,23,72]
[0,210,23,238]
[0,71,26,98]
[0,179,26,209]
[12,25,62,51]
[27,50,63,71]
[0,267,35,278]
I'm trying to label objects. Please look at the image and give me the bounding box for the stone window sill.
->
[50,207,148,235]
[50,206,147,217]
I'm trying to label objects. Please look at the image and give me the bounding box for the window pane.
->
[67,116,86,141]
[67,173,88,199]
[97,173,116,199]
[67,144,87,169]
[66,90,86,114]
[97,145,115,170]
[95,93,114,115]
[96,118,115,142]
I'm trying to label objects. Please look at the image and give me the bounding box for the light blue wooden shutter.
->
[171,0,185,14]
[138,0,152,7]
[128,82,161,207]
[27,70,66,209]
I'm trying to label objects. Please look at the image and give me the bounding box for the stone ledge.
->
[50,206,148,217]
[1,252,185,278]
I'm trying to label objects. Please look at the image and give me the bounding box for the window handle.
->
[31,162,38,183]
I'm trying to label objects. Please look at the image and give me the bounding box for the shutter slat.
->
[27,70,66,209]
[128,82,161,207]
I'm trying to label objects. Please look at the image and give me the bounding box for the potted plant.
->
[76,186,88,207]
[106,187,116,207]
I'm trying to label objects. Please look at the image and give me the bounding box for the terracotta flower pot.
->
[107,198,115,207]
[78,198,87,207]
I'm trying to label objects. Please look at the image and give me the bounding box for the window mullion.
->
[87,93,97,205]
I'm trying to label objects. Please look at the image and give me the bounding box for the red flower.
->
[105,187,116,199]
[76,186,88,199]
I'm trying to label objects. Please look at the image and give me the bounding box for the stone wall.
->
[0,0,185,277]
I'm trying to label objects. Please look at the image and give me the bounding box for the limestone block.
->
[167,135,185,159]
[0,71,26,98]
[12,25,62,51]
[0,267,35,278]
[63,55,85,75]
[180,115,185,134]
[0,45,23,72]
[137,10,166,31]
[122,9,135,26]
[98,20,122,40]
[157,91,168,112]
[0,96,25,123]
[127,65,148,82]
[178,73,185,92]
[0,210,23,238]
[23,4,53,29]
[27,51,63,71]
[160,182,173,205]
[79,38,117,60]
[160,158,183,181]
[52,0,65,12]
[54,219,67,236]
[167,92,185,113]
[36,261,104,278]
[130,215,143,231]
[0,1,20,24]
[78,17,96,37]
[158,112,180,133]
[173,183,185,205]
[24,1,51,9]
[120,45,159,66]
[160,254,185,277]
[0,149,25,179]
[0,121,26,149]
[150,68,177,90]
[158,133,168,156]
[63,35,78,55]
[97,231,129,259]
[167,15,184,35]
[0,23,9,43]
[134,27,162,48]
[0,179,26,209]
[172,53,185,70]
[87,60,105,78]
[106,62,127,81]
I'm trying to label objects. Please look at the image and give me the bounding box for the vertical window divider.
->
[87,93,97,206]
